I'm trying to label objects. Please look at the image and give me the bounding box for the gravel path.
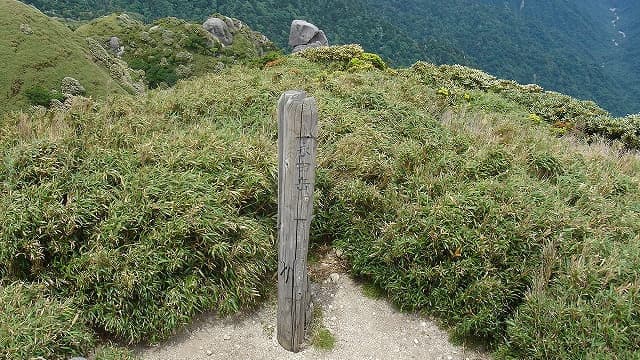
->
[140,273,488,360]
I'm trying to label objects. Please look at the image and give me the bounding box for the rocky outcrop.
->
[108,36,125,57]
[202,16,273,53]
[61,77,86,96]
[20,23,33,35]
[289,20,328,53]
[86,37,145,95]
[203,17,233,46]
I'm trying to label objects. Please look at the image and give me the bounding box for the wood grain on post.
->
[277,90,318,353]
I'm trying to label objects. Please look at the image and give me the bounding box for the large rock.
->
[289,20,319,47]
[289,20,329,53]
[309,30,328,46]
[108,36,125,57]
[61,77,85,96]
[203,17,233,46]
[20,23,33,35]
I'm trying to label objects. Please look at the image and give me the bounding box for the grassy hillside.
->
[0,0,128,113]
[1,46,639,359]
[75,13,277,88]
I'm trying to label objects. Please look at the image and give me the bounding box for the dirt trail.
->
[140,270,488,360]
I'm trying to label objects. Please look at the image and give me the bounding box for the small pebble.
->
[414,339,419,344]
[223,334,231,340]
[329,273,340,283]
[206,350,213,356]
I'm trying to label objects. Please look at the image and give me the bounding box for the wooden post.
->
[277,90,318,352]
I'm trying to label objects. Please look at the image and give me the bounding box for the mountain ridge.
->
[20,0,640,115]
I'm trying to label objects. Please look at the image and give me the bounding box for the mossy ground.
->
[1,48,639,359]
[309,306,336,351]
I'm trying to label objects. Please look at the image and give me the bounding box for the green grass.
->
[1,46,639,358]
[0,0,127,113]
[0,282,95,359]
[361,283,385,300]
[309,305,336,351]
[94,345,138,360]
[312,328,336,351]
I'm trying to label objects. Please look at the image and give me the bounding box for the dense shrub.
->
[298,45,387,73]
[1,55,639,359]
[583,114,640,149]
[24,86,64,107]
[297,44,365,63]
[410,61,640,149]
[0,283,94,359]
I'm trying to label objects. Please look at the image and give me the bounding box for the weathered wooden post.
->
[277,90,318,352]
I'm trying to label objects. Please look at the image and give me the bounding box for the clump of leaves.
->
[297,44,365,63]
[583,114,640,149]
[528,151,564,180]
[298,45,387,73]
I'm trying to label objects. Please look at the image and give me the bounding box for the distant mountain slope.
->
[0,0,129,113]
[19,0,640,115]
[366,0,639,115]
[614,0,640,75]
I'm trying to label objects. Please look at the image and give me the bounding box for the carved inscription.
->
[276,91,318,353]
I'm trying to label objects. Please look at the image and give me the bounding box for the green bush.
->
[255,50,283,68]
[24,86,64,107]
[359,53,387,70]
[347,57,375,73]
[409,61,640,149]
[298,45,388,73]
[0,283,94,359]
[1,55,639,359]
[583,114,640,149]
[297,44,365,64]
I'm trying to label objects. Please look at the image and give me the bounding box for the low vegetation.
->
[1,45,639,358]
[76,13,276,89]
[309,306,336,351]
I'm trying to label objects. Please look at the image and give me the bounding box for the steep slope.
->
[0,0,129,113]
